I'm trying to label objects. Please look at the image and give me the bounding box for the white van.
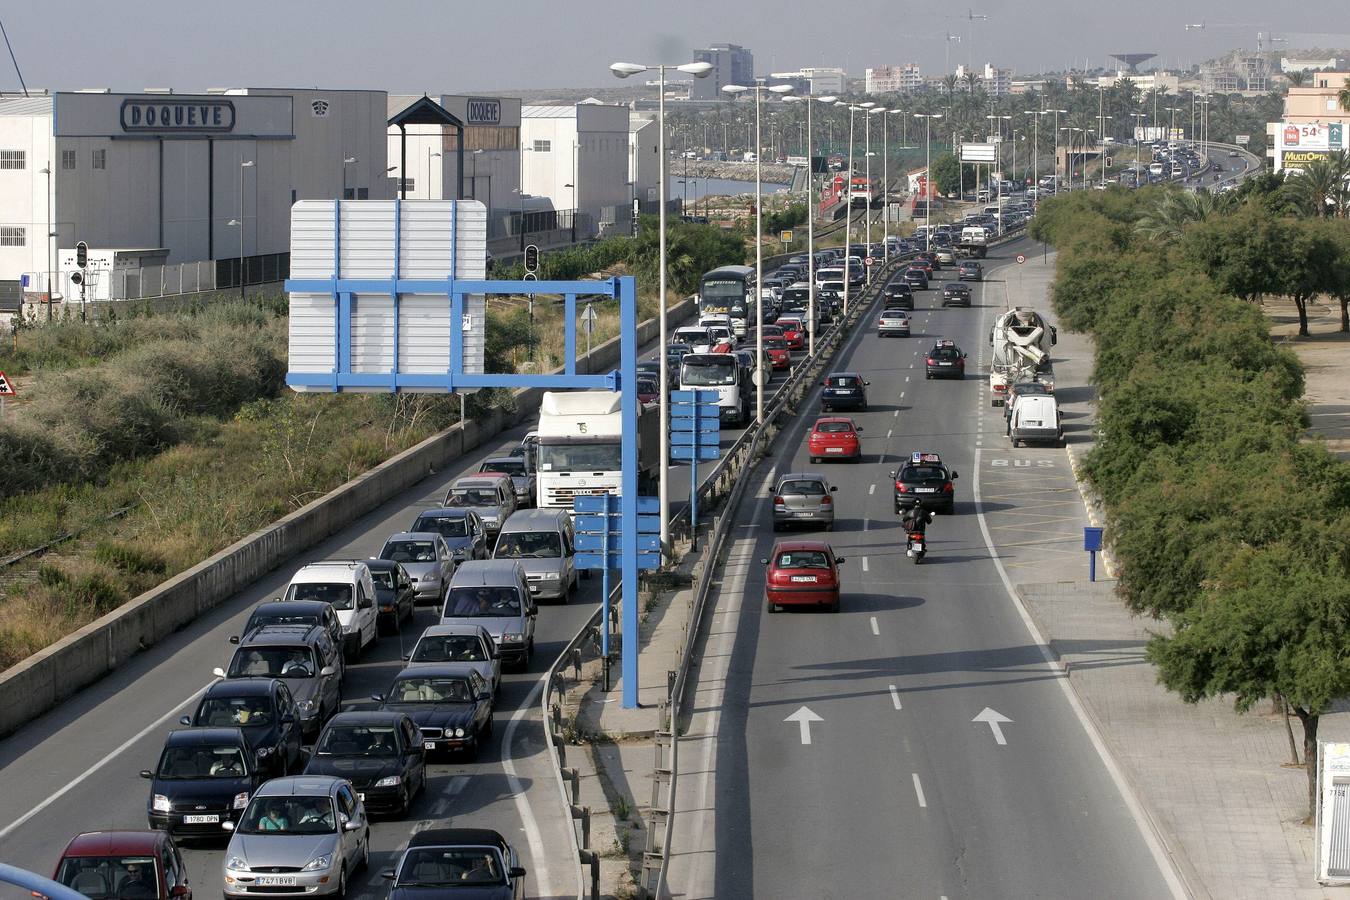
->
[672,326,714,354]
[1008,394,1063,447]
[283,561,380,659]
[815,266,844,287]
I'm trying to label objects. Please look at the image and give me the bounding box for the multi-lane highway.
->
[0,246,841,900]
[671,238,1184,898]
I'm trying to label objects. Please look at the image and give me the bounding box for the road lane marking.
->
[0,680,216,841]
[502,675,556,896]
[886,429,892,440]
[869,484,876,495]
[889,685,903,710]
[870,616,880,635]
[785,706,823,744]
[912,773,928,808]
[862,557,870,572]
[973,707,1012,745]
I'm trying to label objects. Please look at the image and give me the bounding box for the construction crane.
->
[943,9,988,70]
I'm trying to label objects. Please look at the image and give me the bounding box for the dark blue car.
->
[382,828,527,900]
[142,727,263,837]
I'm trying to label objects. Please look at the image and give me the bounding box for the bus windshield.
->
[682,358,737,386]
[700,279,748,316]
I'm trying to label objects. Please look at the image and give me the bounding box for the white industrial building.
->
[865,64,922,94]
[520,102,632,239]
[0,87,391,303]
[629,114,660,205]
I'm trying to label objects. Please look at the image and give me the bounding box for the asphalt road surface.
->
[699,238,1182,899]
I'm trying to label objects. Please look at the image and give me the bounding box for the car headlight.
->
[502,632,523,643]
[295,699,316,714]
[374,776,401,788]
[454,728,465,738]
[226,856,248,872]
[302,855,332,873]
[233,792,250,810]
[152,794,171,813]
[541,572,560,581]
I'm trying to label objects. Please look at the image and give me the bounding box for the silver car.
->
[771,473,838,531]
[478,456,536,509]
[442,561,537,669]
[222,775,370,899]
[877,308,911,337]
[444,475,517,542]
[377,532,455,605]
[405,623,502,695]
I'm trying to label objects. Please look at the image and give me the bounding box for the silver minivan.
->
[493,508,579,602]
[442,560,537,669]
[771,472,838,531]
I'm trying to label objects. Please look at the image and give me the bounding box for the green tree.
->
[1180,203,1284,301]
[1327,221,1350,332]
[1340,76,1350,112]
[1274,219,1341,336]
[1134,188,1234,242]
[1284,152,1350,218]
[929,151,972,197]
[1287,71,1307,87]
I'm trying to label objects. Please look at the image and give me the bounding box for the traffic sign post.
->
[580,303,598,358]
[1084,526,1104,582]
[670,389,722,548]
[574,494,661,691]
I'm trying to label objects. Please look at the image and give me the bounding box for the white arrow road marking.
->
[973,707,1013,745]
[889,685,903,710]
[912,773,928,808]
[784,706,823,745]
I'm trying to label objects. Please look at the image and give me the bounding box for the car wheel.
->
[765,598,779,614]
[824,521,833,532]
[828,595,840,613]
[809,456,819,465]
[333,866,347,900]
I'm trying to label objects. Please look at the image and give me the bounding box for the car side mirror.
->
[359,596,373,610]
[140,769,153,779]
[212,667,227,678]
[830,486,838,492]
[478,692,492,702]
[402,652,411,661]
[229,635,240,644]
[951,471,959,479]
[490,647,500,660]
[371,693,385,703]
[864,381,871,386]
[170,886,189,898]
[380,869,397,881]
[343,819,362,832]
[222,820,236,832]
[509,867,527,879]
[855,427,863,432]
[528,609,538,618]
[759,558,769,566]
[320,665,337,677]
[280,713,296,724]
[890,470,897,478]
[836,557,846,564]
[179,715,192,726]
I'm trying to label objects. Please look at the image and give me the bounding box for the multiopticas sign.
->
[120,99,235,133]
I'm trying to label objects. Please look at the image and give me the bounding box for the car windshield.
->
[815,421,854,434]
[778,320,802,330]
[196,696,273,727]
[674,329,709,344]
[383,540,438,563]
[765,337,788,350]
[775,550,831,569]
[248,611,319,632]
[57,856,157,900]
[902,465,946,481]
[447,489,501,507]
[157,744,248,779]
[538,442,622,471]
[480,460,525,478]
[229,646,317,679]
[412,634,489,663]
[780,479,826,496]
[388,676,474,703]
[682,359,737,386]
[636,377,660,394]
[826,376,860,388]
[495,531,562,559]
[413,515,470,538]
[317,725,399,757]
[397,847,506,887]
[239,796,336,835]
[285,582,354,611]
[446,586,523,617]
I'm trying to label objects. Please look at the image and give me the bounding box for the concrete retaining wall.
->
[0,296,696,739]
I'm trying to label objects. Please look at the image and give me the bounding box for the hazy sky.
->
[4,1,1348,95]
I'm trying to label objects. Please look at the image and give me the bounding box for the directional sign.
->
[576,533,661,554]
[0,372,14,397]
[575,514,660,535]
[1015,254,1026,265]
[574,495,660,515]
[670,429,720,445]
[785,706,823,745]
[670,445,721,461]
[573,493,661,572]
[973,707,1012,745]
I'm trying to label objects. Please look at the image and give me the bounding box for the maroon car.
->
[47,831,191,900]
[762,540,845,613]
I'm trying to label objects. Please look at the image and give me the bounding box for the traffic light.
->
[524,244,539,273]
[70,271,83,286]
[76,240,88,269]
[1105,157,1113,166]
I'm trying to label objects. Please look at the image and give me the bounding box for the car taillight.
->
[926,358,935,365]
[943,482,954,493]
[774,496,785,506]
[820,495,832,505]
[895,483,908,492]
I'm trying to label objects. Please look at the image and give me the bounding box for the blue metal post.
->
[1089,550,1097,583]
[619,276,641,709]
[690,450,698,550]
[600,493,611,660]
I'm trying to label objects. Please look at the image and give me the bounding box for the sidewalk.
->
[993,249,1350,899]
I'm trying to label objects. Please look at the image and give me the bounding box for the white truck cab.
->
[282,560,380,660]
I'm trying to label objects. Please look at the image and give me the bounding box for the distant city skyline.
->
[2,1,1348,95]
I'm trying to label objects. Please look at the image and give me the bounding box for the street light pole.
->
[914,113,942,251]
[239,159,254,299]
[838,101,859,314]
[40,165,53,320]
[785,93,836,357]
[428,150,442,199]
[611,59,714,556]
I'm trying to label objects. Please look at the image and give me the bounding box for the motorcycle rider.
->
[902,506,936,555]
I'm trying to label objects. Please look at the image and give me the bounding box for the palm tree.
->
[942,73,958,104]
[1287,71,1307,88]
[1284,152,1350,218]
[1340,77,1350,112]
[1135,189,1235,242]
[962,70,980,95]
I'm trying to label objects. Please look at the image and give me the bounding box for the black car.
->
[143,727,263,837]
[374,665,494,760]
[941,283,972,307]
[902,268,929,291]
[925,340,966,379]
[180,678,303,776]
[230,600,344,663]
[365,559,416,634]
[382,828,527,900]
[820,372,869,412]
[304,711,426,818]
[882,280,914,309]
[957,261,983,282]
[891,451,959,514]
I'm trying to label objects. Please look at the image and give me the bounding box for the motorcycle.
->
[906,531,927,563]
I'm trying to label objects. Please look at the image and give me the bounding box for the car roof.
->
[772,540,832,553]
[291,561,367,582]
[419,623,492,639]
[826,371,862,379]
[409,827,510,852]
[204,678,277,698]
[813,416,856,426]
[481,456,522,466]
[62,831,168,858]
[499,507,568,531]
[450,559,524,584]
[254,775,342,797]
[165,726,247,746]
[324,710,410,727]
[393,663,479,680]
[416,508,473,520]
[363,558,402,573]
[252,599,331,617]
[237,624,325,647]
[384,531,442,543]
[777,472,828,483]
[452,475,510,489]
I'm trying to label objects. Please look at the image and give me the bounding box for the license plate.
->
[791,576,818,583]
[529,586,540,593]
[183,814,219,824]
[795,512,814,518]
[939,362,953,366]
[256,877,296,887]
[357,793,365,802]
[916,487,937,493]
[825,447,844,453]
[424,741,436,750]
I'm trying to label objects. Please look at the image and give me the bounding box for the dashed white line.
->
[886,429,893,440]
[869,484,876,495]
[912,773,928,808]
[889,684,903,710]
[862,557,870,572]
[869,615,880,635]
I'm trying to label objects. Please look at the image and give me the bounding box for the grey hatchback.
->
[771,473,838,531]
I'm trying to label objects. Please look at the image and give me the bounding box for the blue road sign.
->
[670,389,721,542]
[575,514,661,535]
[670,445,722,460]
[576,551,662,570]
[576,533,661,553]
[574,494,660,515]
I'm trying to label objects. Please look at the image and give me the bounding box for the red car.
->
[762,540,845,613]
[808,416,863,463]
[47,831,191,900]
[777,317,805,350]
[636,374,661,406]
[764,335,792,369]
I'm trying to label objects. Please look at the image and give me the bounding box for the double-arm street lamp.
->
[784,93,837,356]
[610,58,713,555]
[914,113,942,250]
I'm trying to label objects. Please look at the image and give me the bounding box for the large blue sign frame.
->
[284,200,646,707]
